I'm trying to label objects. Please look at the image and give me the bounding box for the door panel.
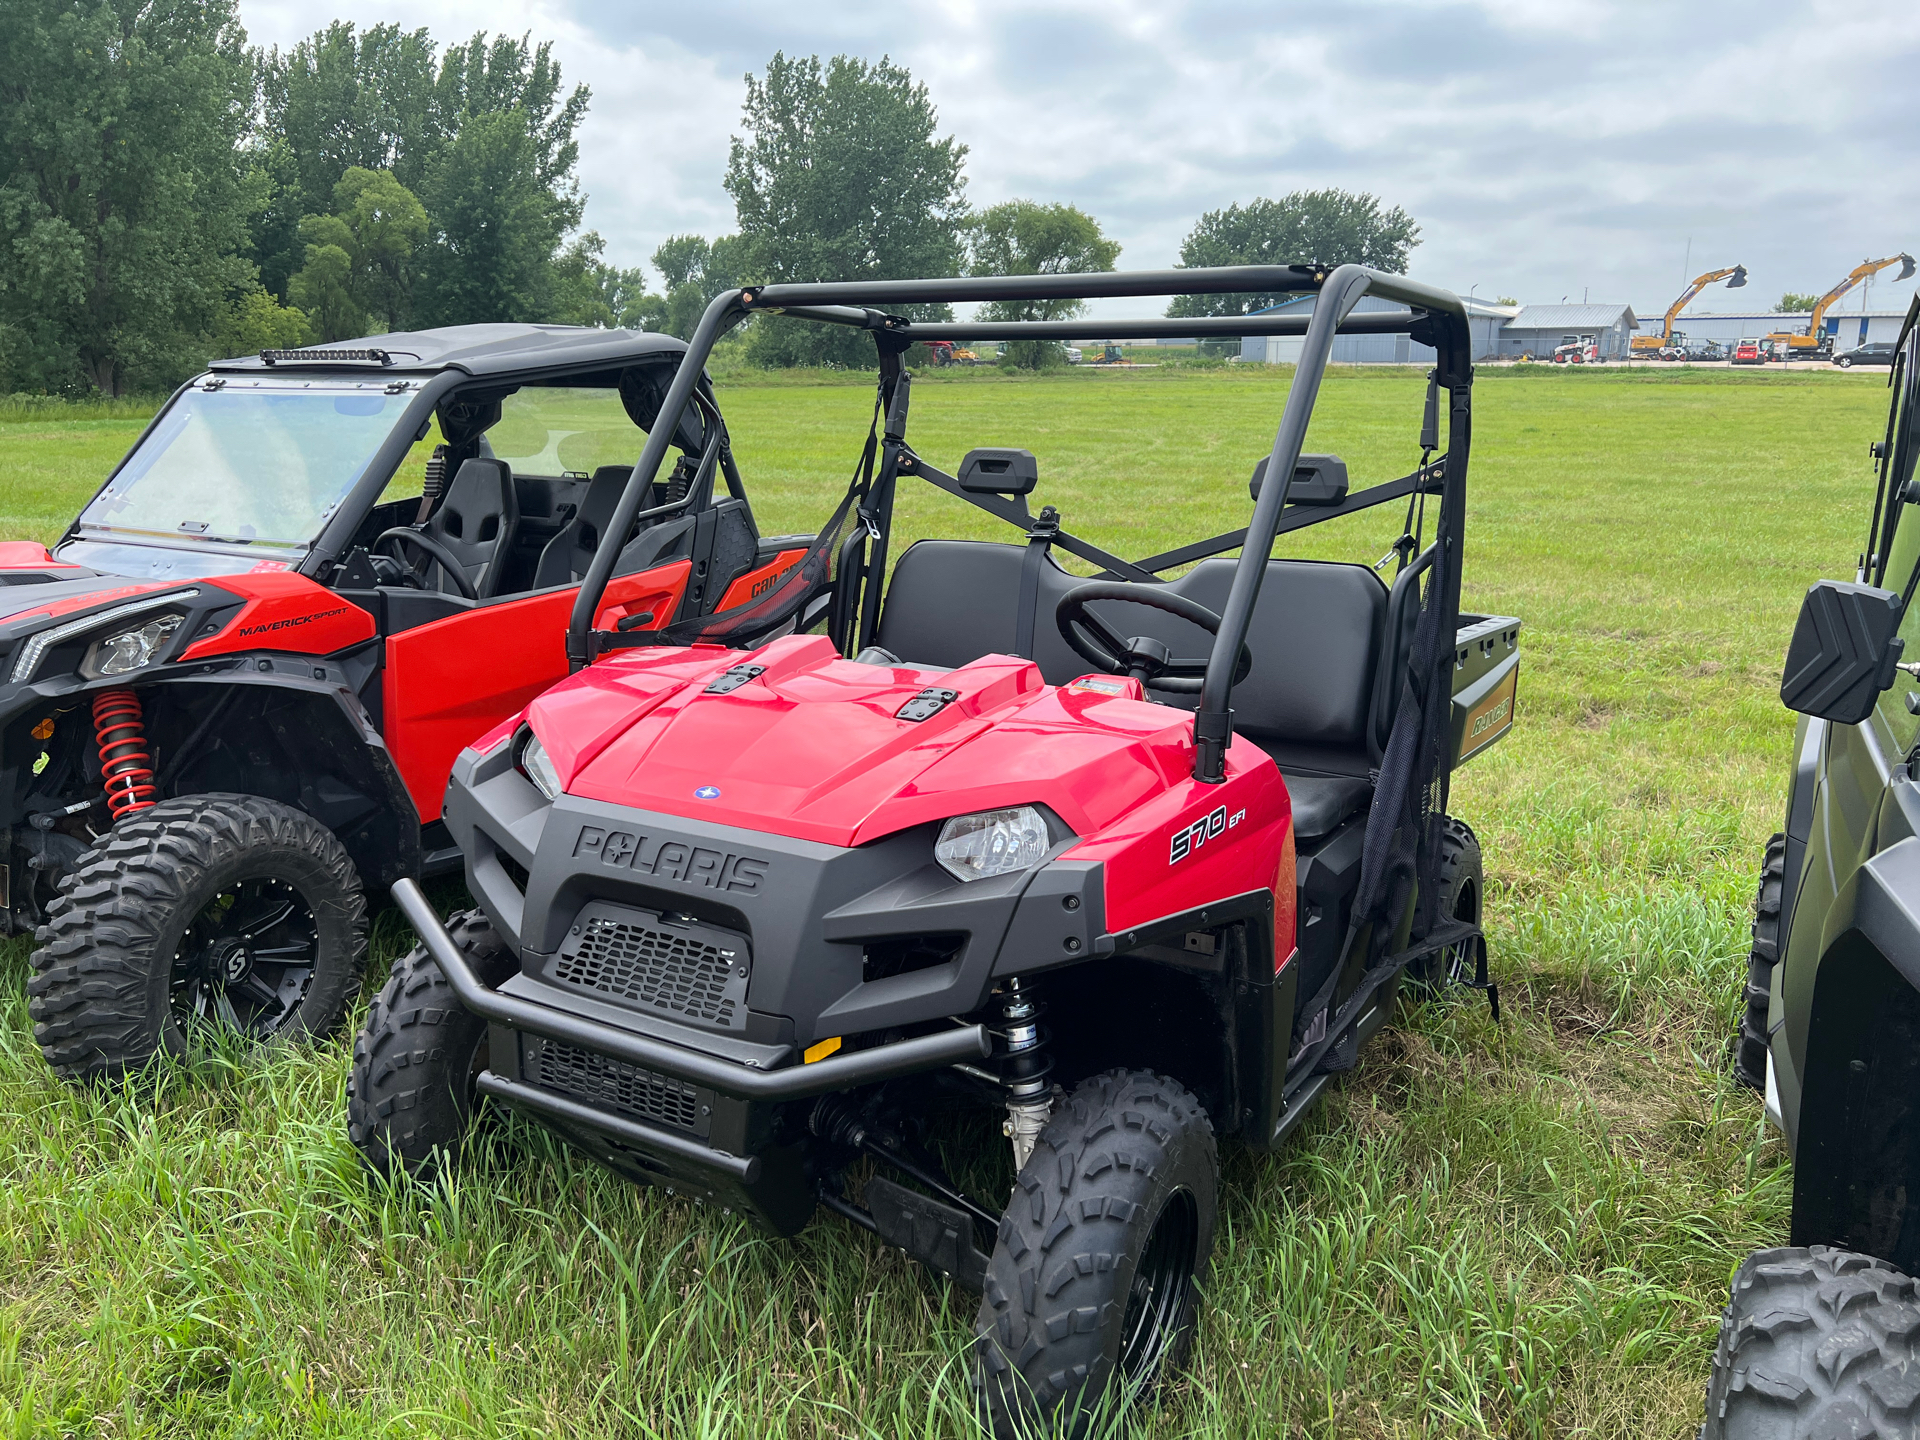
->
[384,561,690,818]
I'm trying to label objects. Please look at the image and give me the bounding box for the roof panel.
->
[1507,304,1638,329]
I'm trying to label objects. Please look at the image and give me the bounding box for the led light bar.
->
[11,591,199,684]
[259,347,393,366]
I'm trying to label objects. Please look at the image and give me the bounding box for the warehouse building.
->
[1238,294,1516,365]
[1496,303,1638,360]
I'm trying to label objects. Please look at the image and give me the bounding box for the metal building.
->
[1238,295,1516,365]
[1496,303,1638,360]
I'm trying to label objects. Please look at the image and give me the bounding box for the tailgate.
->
[1451,614,1520,768]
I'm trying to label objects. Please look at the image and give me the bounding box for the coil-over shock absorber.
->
[91,689,157,819]
[991,977,1053,1171]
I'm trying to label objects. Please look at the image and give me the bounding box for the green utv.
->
[1704,296,1920,1438]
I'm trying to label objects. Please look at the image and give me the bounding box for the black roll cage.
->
[567,263,1475,785]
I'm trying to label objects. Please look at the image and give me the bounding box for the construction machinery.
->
[1765,253,1916,356]
[1630,265,1747,356]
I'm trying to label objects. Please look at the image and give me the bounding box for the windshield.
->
[77,383,417,549]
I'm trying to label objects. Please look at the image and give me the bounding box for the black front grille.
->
[554,905,748,1028]
[530,1039,705,1134]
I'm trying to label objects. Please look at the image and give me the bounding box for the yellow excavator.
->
[1631,264,1748,356]
[1765,253,1916,355]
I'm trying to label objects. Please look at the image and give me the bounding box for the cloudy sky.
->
[244,0,1920,321]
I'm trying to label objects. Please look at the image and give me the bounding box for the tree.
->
[0,0,257,394]
[415,108,572,325]
[967,201,1119,369]
[1776,292,1820,313]
[211,284,310,359]
[725,53,968,367]
[285,168,428,338]
[256,25,590,327]
[646,234,746,339]
[547,231,652,330]
[1166,190,1421,318]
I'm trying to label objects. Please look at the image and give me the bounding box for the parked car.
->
[1833,340,1898,368]
[1702,297,1920,1436]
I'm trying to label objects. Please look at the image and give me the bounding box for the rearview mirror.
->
[1250,453,1349,506]
[1780,580,1906,724]
[959,448,1038,495]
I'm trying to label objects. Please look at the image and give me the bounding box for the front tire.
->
[974,1069,1218,1439]
[26,793,367,1083]
[1702,1245,1920,1438]
[347,910,516,1178]
[1735,834,1786,1091]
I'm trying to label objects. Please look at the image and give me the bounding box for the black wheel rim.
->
[1117,1187,1200,1384]
[170,875,320,1039]
[1442,873,1481,982]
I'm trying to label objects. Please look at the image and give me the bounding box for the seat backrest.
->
[876,539,1387,767]
[424,457,519,598]
[533,465,631,588]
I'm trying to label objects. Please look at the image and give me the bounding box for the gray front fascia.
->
[444,748,1107,1045]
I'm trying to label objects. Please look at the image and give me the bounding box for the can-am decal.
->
[1169,804,1246,865]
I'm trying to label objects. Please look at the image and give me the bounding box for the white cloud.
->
[242,0,1920,318]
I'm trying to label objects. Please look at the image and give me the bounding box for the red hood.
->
[526,633,1204,847]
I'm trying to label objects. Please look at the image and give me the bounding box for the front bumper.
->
[394,878,990,1232]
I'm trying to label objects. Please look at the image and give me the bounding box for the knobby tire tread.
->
[974,1068,1217,1440]
[1702,1245,1920,1439]
[1735,833,1786,1092]
[25,792,366,1082]
[347,909,514,1178]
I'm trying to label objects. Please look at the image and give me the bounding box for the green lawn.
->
[0,364,1892,1437]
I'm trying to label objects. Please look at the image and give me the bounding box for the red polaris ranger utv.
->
[350,265,1521,1434]
[5,326,797,1080]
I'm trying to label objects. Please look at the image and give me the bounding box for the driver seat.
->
[423,458,519,599]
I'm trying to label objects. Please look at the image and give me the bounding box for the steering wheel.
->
[1055,582,1252,694]
[373,527,478,601]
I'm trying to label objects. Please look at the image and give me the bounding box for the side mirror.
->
[1780,580,1906,724]
[1250,453,1349,506]
[958,448,1038,495]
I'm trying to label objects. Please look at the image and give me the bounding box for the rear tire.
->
[1735,834,1785,1092]
[1702,1245,1920,1438]
[1408,816,1483,991]
[347,910,516,1178]
[26,793,366,1083]
[973,1069,1217,1440]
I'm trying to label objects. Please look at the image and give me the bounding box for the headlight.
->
[935,806,1051,883]
[83,614,184,678]
[516,728,563,801]
[10,590,198,683]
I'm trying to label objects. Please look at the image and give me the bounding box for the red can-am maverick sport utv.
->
[351,265,1521,1434]
[5,325,800,1080]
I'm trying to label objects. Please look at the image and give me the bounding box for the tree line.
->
[0,6,1420,395]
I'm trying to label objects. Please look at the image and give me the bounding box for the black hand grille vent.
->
[530,1039,707,1135]
[553,903,750,1030]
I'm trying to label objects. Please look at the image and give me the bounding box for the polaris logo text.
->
[573,825,767,893]
[1169,805,1245,865]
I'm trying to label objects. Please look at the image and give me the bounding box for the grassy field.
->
[0,363,1893,1437]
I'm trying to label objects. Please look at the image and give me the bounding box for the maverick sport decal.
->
[574,824,768,893]
[1169,804,1246,865]
[235,605,352,638]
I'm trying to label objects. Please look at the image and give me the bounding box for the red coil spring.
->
[92,689,157,820]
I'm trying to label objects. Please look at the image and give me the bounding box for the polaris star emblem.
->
[1169,804,1246,865]
[694,785,722,800]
